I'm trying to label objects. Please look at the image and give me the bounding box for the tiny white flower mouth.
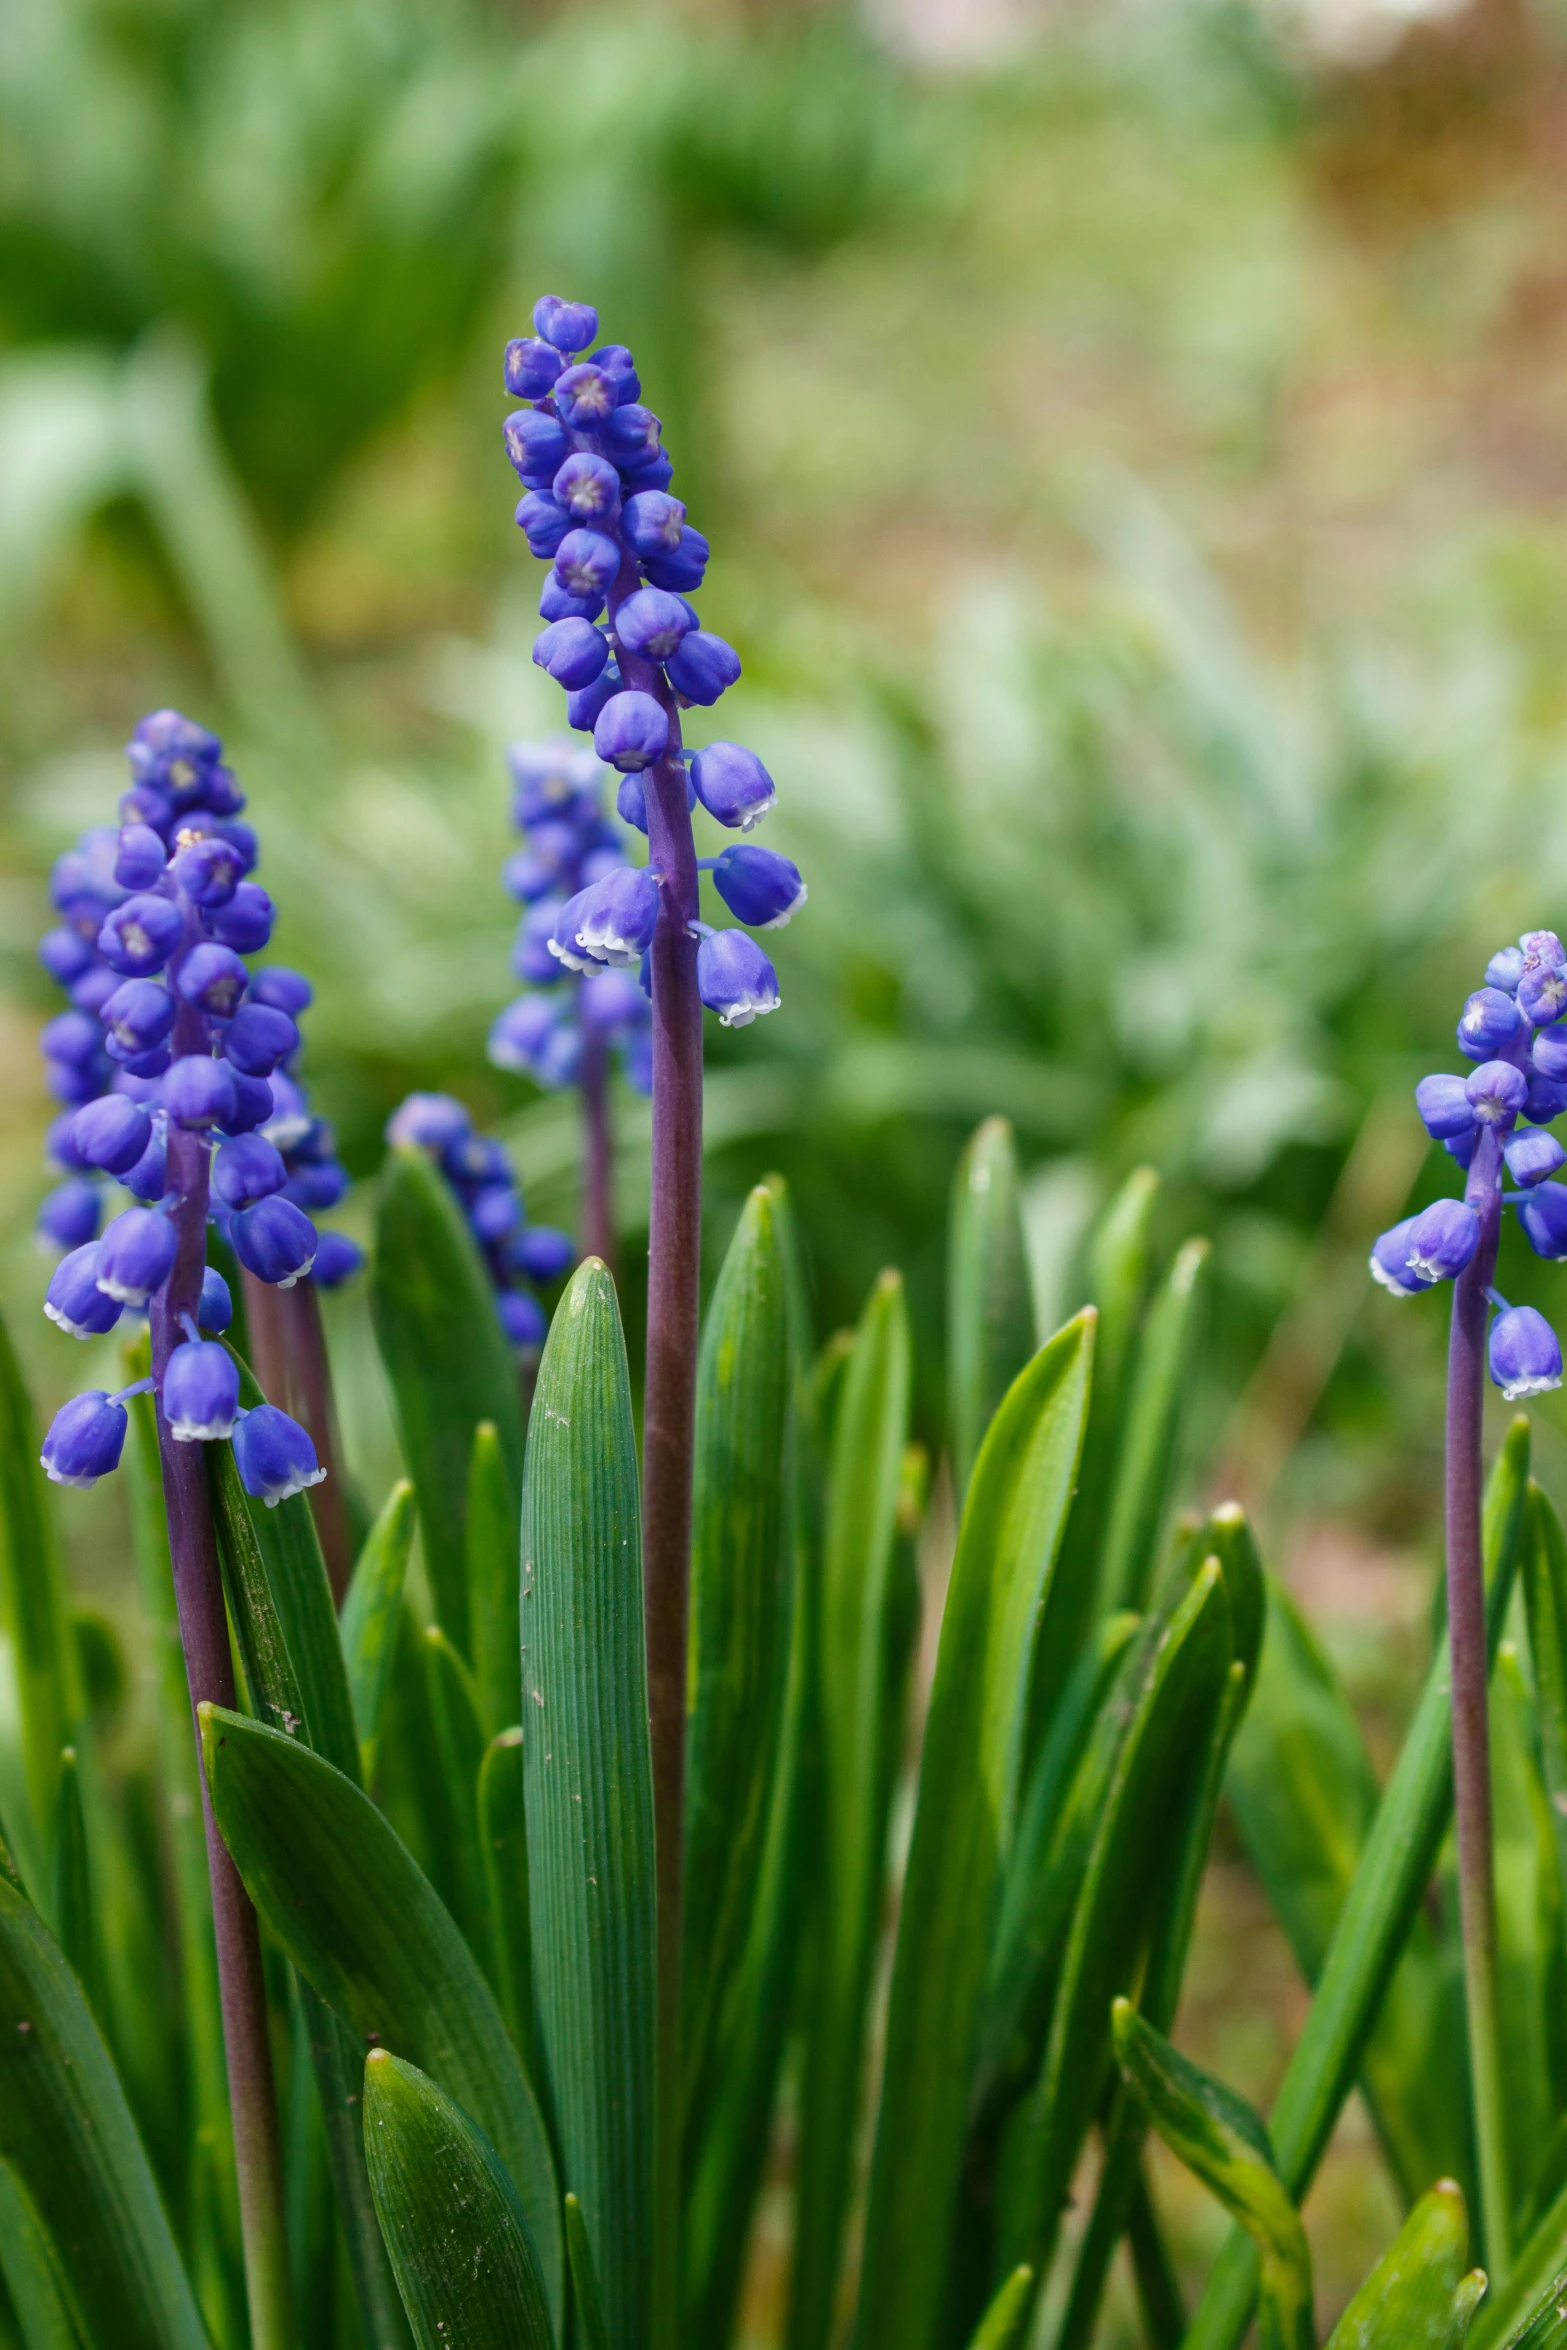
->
[1369,1252,1420,1296]
[760,881,808,930]
[169,1414,238,1443]
[735,790,777,833]
[275,1248,317,1292]
[1500,1371,1563,1401]
[41,1462,98,1489]
[719,988,781,1030]
[45,1303,104,1340]
[95,1273,152,1306]
[259,1464,327,1507]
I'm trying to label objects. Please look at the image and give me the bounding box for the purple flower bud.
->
[1527,1073,1567,1126]
[580,969,647,1032]
[512,1225,575,1283]
[213,1133,287,1209]
[39,926,94,985]
[697,929,781,1028]
[1520,965,1567,1027]
[209,883,273,953]
[45,1243,122,1337]
[622,452,675,495]
[311,1231,364,1289]
[98,893,184,977]
[589,344,640,404]
[233,1403,325,1506]
[170,833,245,907]
[114,824,168,890]
[1489,1305,1563,1400]
[502,851,555,903]
[1403,1197,1481,1283]
[1533,1021,1567,1085]
[225,1071,276,1134]
[164,1338,240,1441]
[176,942,250,1018]
[223,1001,298,1077]
[514,901,566,984]
[532,295,599,353]
[248,967,312,1016]
[1486,945,1525,993]
[505,336,564,397]
[711,844,807,929]
[488,995,560,1075]
[42,1391,128,1488]
[100,981,174,1063]
[41,1009,103,1068]
[553,452,622,525]
[691,742,776,830]
[666,630,741,706]
[553,363,617,431]
[617,773,649,833]
[127,708,222,796]
[96,1207,178,1306]
[603,403,662,469]
[616,587,694,663]
[499,1291,548,1354]
[199,1266,233,1331]
[622,491,686,557]
[163,1055,237,1131]
[553,529,622,602]
[1504,1126,1567,1187]
[1369,1218,1434,1296]
[282,1161,347,1213]
[644,528,708,593]
[71,1095,151,1176]
[537,1021,583,1087]
[1415,1073,1475,1141]
[1519,1181,1567,1259]
[517,493,571,561]
[539,574,605,625]
[1457,986,1521,1061]
[571,867,660,967]
[469,1183,521,1244]
[593,690,669,773]
[1466,1060,1529,1128]
[504,408,569,483]
[386,1093,472,1152]
[548,890,605,975]
[533,618,611,693]
[69,966,117,1018]
[445,1132,512,1193]
[566,661,622,735]
[120,1121,168,1199]
[231,1196,317,1288]
[46,1114,91,1174]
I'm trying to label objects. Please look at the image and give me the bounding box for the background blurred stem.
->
[1446,1125,1510,2287]
[240,1270,354,1605]
[580,1026,616,1273]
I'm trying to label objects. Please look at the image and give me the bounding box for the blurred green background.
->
[7,0,1567,2330]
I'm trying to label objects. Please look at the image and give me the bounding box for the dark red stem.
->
[580,1020,617,1273]
[241,1268,354,1605]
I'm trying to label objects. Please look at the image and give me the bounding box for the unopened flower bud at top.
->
[98,893,183,977]
[1369,1218,1433,1296]
[233,1403,325,1506]
[554,363,618,431]
[71,1094,151,1177]
[1489,1304,1563,1400]
[95,1207,178,1306]
[176,941,250,1018]
[164,1335,241,1442]
[45,1244,123,1338]
[209,882,273,953]
[1457,987,1520,1061]
[1465,1060,1529,1128]
[1521,963,1567,1028]
[163,1054,237,1131]
[691,742,775,830]
[505,336,564,398]
[594,691,669,774]
[589,344,640,404]
[696,929,781,1029]
[1487,944,1526,994]
[1504,1126,1567,1188]
[114,823,168,890]
[41,1390,131,1488]
[1403,1197,1481,1283]
[534,619,609,692]
[666,630,740,707]
[533,295,599,353]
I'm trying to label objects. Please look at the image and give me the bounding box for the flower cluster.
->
[486,736,652,1093]
[506,294,806,1026]
[1372,929,1567,1398]
[36,709,346,1501]
[385,1093,573,1358]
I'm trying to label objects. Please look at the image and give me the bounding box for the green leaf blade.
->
[341,1480,417,1772]
[948,1116,1035,1504]
[0,1307,79,1868]
[467,1425,522,1742]
[1098,1234,1211,1615]
[1323,2179,1472,2350]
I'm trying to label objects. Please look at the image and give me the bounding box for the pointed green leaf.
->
[424,1625,491,1972]
[371,1146,523,1657]
[1523,1484,1567,1966]
[948,1117,1035,1504]
[341,1480,416,1773]
[479,1730,537,2086]
[0,2164,75,2350]
[0,1306,79,1864]
[0,1873,208,2348]
[467,1425,522,1742]
[50,1746,104,2027]
[1112,2000,1313,2350]
[790,1267,913,2350]
[362,2049,552,2350]
[521,1260,652,2350]
[685,1183,794,2136]
[852,1310,1093,2350]
[565,2194,610,2350]
[200,1703,562,2337]
[1188,1415,1532,2350]
[1099,1235,1210,1614]
[1324,2179,1473,2349]
[964,2265,1034,2350]
[1492,1643,1567,2209]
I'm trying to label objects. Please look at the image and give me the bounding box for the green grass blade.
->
[467,1425,522,1742]
[362,2049,552,2350]
[1523,1486,1567,1960]
[423,1625,491,1972]
[301,1985,413,2350]
[0,2164,76,2350]
[521,1260,652,2350]
[851,1310,1093,2350]
[371,1147,523,1659]
[341,1481,416,1774]
[685,1183,794,2140]
[1323,2179,1472,2349]
[965,2265,1035,2350]
[789,1267,913,2350]
[0,1306,79,1870]
[200,1704,562,2338]
[1492,1641,1567,2214]
[479,1730,537,2085]
[1111,2000,1313,2350]
[51,1745,105,2026]
[948,1116,1035,1504]
[1098,1235,1211,1615]
[565,2193,611,2350]
[0,1874,208,2348]
[1188,1414,1532,2350]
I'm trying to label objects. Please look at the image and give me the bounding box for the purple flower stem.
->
[611,552,702,2350]
[580,1021,617,1273]
[1447,1120,1511,2285]
[151,989,294,2350]
[241,1268,354,1605]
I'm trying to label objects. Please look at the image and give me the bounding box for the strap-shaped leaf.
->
[467,1425,522,1742]
[371,1146,522,1659]
[565,2193,610,2350]
[479,1730,538,2087]
[200,1704,562,2337]
[0,2161,75,2350]
[684,1183,794,2135]
[852,1311,1093,2350]
[521,1261,652,2350]
[341,1480,416,1773]
[423,1626,491,1974]
[1524,1485,1567,1977]
[1112,2000,1313,2350]
[1323,2179,1476,2349]
[791,1268,913,2350]
[948,1116,1035,1504]
[964,2265,1035,2350]
[1492,1642,1567,2215]
[1188,1414,1531,2350]
[362,2049,552,2350]
[0,1306,79,1869]
[1098,1236,1210,1615]
[51,1745,104,2028]
[0,1874,208,2349]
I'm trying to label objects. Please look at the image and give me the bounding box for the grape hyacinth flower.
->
[1367,923,1567,2277]
[384,1091,569,1363]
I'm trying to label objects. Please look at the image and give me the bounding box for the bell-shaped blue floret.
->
[163,1054,238,1132]
[1503,1127,1567,1188]
[95,1207,177,1306]
[232,1404,325,1507]
[1457,987,1521,1061]
[696,930,781,1030]
[691,742,775,831]
[42,1391,128,1488]
[311,1232,364,1290]
[1403,1198,1480,1284]
[70,1094,151,1177]
[1465,1061,1528,1129]
[37,1180,103,1254]
[1489,1305,1563,1401]
[593,690,669,774]
[711,845,807,930]
[230,1197,317,1289]
[199,1266,233,1333]
[163,1337,240,1442]
[45,1244,123,1339]
[1369,1219,1434,1297]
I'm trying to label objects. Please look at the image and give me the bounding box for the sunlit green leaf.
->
[948,1116,1035,1504]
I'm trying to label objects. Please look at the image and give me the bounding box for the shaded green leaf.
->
[1098,1235,1210,1615]
[479,1730,537,2086]
[1492,1643,1567,2215]
[50,1745,104,2028]
[467,1425,521,1742]
[948,1116,1035,1504]
[1323,2179,1475,2349]
[200,1704,563,2337]
[566,2193,610,2350]
[423,1625,491,1974]
[371,1147,522,1659]
[852,1310,1093,2350]
[341,1480,416,1775]
[521,1261,652,2350]
[964,2265,1035,2350]
[362,2048,552,2350]
[0,1306,79,1871]
[0,2163,75,2350]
